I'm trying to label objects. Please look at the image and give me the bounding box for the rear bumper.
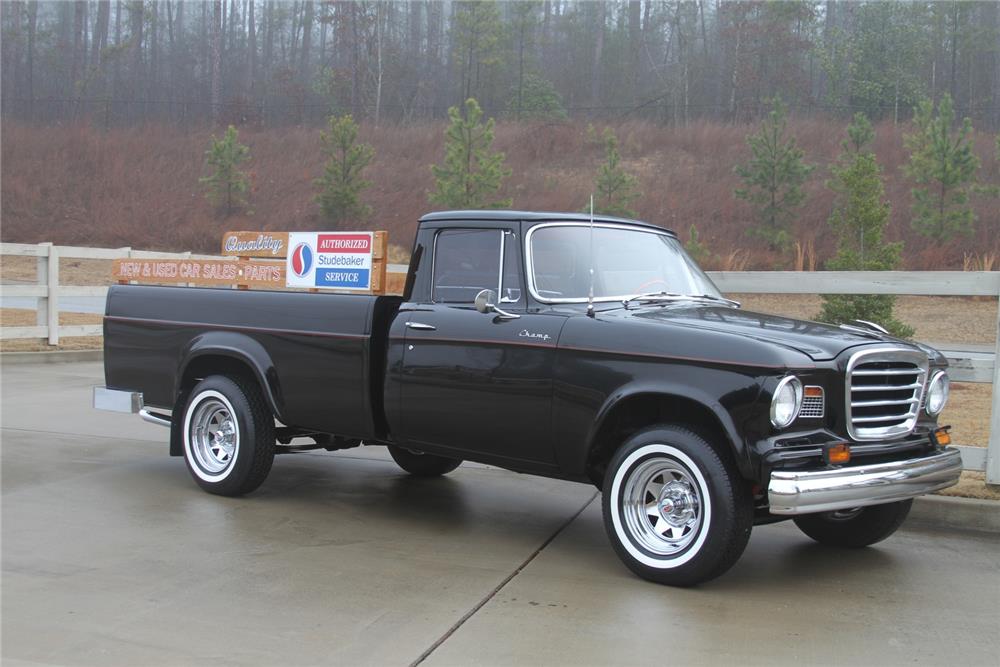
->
[768,447,963,516]
[93,386,143,413]
[93,386,171,427]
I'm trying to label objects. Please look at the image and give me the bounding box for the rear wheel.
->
[181,375,275,496]
[793,500,912,548]
[602,425,753,587]
[387,444,461,477]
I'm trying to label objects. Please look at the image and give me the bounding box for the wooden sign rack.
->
[113,230,390,295]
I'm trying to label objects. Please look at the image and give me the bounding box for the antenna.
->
[587,194,595,318]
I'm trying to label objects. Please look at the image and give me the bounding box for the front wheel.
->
[602,425,753,587]
[793,500,912,548]
[387,444,461,477]
[181,375,275,496]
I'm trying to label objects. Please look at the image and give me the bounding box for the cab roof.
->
[418,210,675,236]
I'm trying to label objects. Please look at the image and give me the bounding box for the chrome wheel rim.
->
[189,398,237,475]
[622,457,703,556]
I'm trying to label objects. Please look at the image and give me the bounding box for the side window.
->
[432,229,501,303]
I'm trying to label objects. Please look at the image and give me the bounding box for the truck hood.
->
[617,304,903,361]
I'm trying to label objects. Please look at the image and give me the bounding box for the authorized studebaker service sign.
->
[285,232,374,290]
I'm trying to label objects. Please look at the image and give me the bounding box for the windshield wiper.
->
[692,294,741,308]
[621,292,693,309]
[621,292,741,310]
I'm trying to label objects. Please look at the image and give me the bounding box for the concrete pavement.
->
[2,360,998,666]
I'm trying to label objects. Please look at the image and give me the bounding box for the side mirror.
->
[474,289,497,314]
[474,288,520,320]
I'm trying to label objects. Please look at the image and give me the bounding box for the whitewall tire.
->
[181,375,275,496]
[601,425,753,586]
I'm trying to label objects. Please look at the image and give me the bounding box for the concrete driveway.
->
[2,360,998,666]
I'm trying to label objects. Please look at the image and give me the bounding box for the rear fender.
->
[175,331,284,422]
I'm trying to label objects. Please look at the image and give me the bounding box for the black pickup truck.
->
[95,211,962,586]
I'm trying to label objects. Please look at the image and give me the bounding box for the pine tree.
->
[314,114,374,226]
[818,113,913,338]
[452,2,504,104]
[200,125,251,216]
[734,97,814,253]
[506,73,567,121]
[429,98,512,209]
[590,128,641,218]
[903,94,980,240]
[684,225,711,266]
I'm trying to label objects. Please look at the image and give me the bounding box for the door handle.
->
[405,322,436,331]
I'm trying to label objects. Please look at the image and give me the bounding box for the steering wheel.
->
[635,278,670,293]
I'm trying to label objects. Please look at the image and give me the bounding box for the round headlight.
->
[770,376,803,429]
[925,370,949,416]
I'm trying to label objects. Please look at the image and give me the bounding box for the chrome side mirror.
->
[474,289,520,320]
[474,289,497,314]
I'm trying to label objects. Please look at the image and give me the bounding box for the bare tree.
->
[211,0,221,126]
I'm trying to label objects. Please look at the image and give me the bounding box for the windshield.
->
[528,224,721,302]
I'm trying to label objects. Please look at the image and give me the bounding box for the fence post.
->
[988,286,1000,486]
[47,245,60,345]
[35,243,51,336]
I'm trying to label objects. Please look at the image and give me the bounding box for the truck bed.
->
[103,284,402,439]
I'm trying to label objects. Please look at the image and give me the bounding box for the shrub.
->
[200,125,251,216]
[817,113,912,338]
[589,127,641,218]
[314,114,374,227]
[429,98,512,209]
[903,94,980,240]
[734,97,814,253]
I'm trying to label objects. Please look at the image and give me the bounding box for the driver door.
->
[397,225,563,469]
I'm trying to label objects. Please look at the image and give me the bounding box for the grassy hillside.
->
[2,119,997,268]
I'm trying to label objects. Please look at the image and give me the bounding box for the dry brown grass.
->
[963,252,998,272]
[0,308,103,352]
[716,249,752,271]
[938,383,992,448]
[1,255,114,285]
[0,336,103,352]
[736,294,998,345]
[935,471,1000,501]
[0,308,102,327]
[793,239,817,272]
[3,119,998,266]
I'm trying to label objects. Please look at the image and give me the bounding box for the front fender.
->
[591,379,757,475]
[175,331,285,422]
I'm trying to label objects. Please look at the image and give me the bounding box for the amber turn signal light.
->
[934,428,951,446]
[803,386,823,398]
[826,443,851,465]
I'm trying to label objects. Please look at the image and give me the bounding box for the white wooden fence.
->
[2,242,997,483]
[1,242,223,343]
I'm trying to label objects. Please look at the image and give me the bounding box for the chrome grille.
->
[846,348,928,441]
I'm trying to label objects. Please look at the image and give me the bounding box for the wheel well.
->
[584,393,739,487]
[179,355,260,398]
[171,355,266,457]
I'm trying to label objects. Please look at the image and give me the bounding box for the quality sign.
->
[285,232,374,290]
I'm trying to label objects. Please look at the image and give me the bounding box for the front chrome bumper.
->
[768,447,963,515]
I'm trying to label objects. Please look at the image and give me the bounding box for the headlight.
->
[770,376,803,429]
[925,370,949,416]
